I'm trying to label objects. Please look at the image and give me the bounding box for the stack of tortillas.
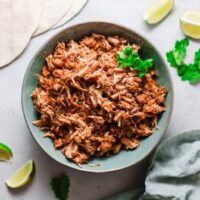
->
[0,0,88,68]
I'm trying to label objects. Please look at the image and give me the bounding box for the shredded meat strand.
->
[32,33,167,164]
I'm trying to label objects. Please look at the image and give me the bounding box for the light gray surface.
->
[0,0,200,199]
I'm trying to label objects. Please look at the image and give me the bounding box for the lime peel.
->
[143,0,174,24]
[0,143,13,162]
[180,11,200,39]
[5,160,35,189]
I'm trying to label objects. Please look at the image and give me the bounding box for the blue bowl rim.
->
[21,21,174,173]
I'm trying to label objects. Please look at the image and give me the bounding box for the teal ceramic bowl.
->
[22,22,174,173]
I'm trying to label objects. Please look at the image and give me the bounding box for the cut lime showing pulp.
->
[180,11,200,39]
[143,0,174,24]
[5,160,35,188]
[0,143,13,162]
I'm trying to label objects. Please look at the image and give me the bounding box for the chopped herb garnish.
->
[166,38,200,84]
[117,46,153,78]
[51,173,70,200]
[166,38,189,67]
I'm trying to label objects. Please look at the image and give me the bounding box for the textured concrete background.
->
[0,0,200,199]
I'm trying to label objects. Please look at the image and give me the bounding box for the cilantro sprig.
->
[51,173,70,200]
[117,46,153,78]
[166,38,200,84]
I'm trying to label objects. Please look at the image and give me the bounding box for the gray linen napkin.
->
[105,130,200,200]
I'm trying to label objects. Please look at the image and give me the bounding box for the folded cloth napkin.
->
[105,130,200,200]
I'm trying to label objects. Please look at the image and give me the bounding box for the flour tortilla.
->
[33,0,73,36]
[0,0,44,68]
[52,0,88,29]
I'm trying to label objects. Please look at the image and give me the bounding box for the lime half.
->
[143,0,174,24]
[5,160,35,188]
[0,143,13,162]
[180,11,200,39]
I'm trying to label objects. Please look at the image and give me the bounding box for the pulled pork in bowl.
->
[22,22,173,172]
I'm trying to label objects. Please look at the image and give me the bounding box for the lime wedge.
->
[180,11,200,39]
[0,143,13,162]
[5,160,35,188]
[143,0,174,24]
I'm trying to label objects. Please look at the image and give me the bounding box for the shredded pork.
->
[32,33,167,164]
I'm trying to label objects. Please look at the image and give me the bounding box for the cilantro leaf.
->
[174,38,189,65]
[194,49,200,70]
[51,173,70,200]
[181,64,200,84]
[117,51,126,61]
[117,47,153,77]
[166,38,189,67]
[166,51,177,68]
[177,64,187,76]
[124,46,133,56]
[166,38,200,85]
